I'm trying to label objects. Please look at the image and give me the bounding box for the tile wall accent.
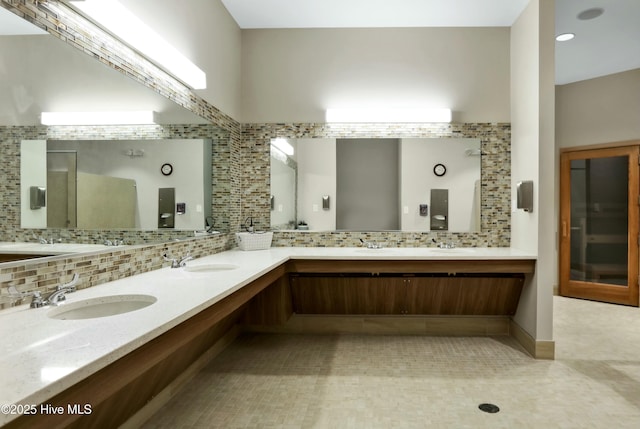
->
[242,122,511,247]
[0,233,236,310]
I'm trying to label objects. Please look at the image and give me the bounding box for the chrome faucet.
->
[29,273,79,308]
[163,252,194,268]
[33,234,49,244]
[432,238,456,249]
[104,238,124,246]
[359,238,383,249]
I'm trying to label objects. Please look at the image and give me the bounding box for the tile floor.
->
[142,296,640,428]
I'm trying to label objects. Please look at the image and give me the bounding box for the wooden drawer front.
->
[290,274,525,316]
[405,275,525,315]
[290,275,405,314]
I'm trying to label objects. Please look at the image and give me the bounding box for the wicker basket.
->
[236,231,273,251]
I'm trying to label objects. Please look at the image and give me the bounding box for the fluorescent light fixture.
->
[325,108,452,123]
[41,111,159,125]
[70,0,206,89]
[555,33,575,42]
[271,138,294,156]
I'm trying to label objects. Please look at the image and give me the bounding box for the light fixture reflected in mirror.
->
[40,111,159,125]
[70,0,206,89]
[271,138,294,156]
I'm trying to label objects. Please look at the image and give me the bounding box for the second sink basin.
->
[183,263,240,273]
[47,294,157,320]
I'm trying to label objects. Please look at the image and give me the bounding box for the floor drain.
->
[478,403,500,413]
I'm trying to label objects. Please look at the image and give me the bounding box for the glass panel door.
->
[560,146,639,306]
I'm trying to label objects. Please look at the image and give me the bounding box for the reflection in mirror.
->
[270,138,481,232]
[270,139,297,230]
[20,139,212,230]
[1,14,230,246]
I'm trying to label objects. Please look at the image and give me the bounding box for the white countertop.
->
[0,246,535,424]
[0,242,117,256]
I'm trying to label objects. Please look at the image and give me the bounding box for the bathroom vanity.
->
[0,247,535,428]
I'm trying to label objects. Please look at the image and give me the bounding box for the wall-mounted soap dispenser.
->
[516,181,534,212]
[322,195,330,210]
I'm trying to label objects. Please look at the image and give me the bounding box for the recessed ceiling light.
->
[577,8,604,20]
[556,33,575,42]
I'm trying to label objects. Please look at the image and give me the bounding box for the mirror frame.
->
[245,121,512,247]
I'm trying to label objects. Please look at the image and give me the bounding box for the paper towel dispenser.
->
[516,181,534,212]
[30,186,46,210]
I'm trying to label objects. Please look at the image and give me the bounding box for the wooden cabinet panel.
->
[291,275,405,314]
[405,276,524,315]
[290,274,525,316]
[243,275,293,325]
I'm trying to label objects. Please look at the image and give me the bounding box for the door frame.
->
[559,142,639,306]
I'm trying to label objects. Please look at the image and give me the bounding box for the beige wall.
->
[124,0,243,120]
[510,0,555,343]
[556,69,640,148]
[240,27,510,123]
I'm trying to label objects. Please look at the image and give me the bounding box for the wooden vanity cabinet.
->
[290,274,525,316]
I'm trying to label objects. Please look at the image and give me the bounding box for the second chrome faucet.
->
[163,252,194,268]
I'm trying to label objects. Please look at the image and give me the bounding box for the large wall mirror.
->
[0,10,230,246]
[21,139,213,231]
[270,137,481,233]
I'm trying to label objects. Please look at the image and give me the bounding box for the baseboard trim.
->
[510,319,555,360]
[121,325,241,429]
[244,314,511,336]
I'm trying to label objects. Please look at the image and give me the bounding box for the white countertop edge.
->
[0,246,536,423]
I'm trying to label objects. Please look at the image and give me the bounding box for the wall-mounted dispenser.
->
[30,186,46,210]
[430,189,449,230]
[176,202,186,215]
[322,195,330,210]
[419,204,428,216]
[270,195,275,211]
[516,180,534,212]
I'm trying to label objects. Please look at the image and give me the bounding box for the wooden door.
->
[559,146,639,306]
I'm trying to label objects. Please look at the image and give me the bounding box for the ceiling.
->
[555,0,640,84]
[222,0,640,85]
[221,0,530,28]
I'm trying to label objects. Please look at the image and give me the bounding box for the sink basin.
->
[47,294,157,320]
[355,248,394,254]
[183,263,239,273]
[431,248,474,254]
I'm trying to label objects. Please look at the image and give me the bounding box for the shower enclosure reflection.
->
[21,138,212,231]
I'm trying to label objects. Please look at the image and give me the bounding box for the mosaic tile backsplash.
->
[243,122,511,248]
